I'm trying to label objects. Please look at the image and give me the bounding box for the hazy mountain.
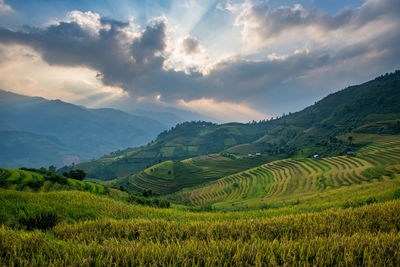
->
[107,98,216,126]
[128,109,184,127]
[0,90,167,168]
[0,130,73,168]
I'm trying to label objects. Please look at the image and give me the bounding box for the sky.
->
[0,0,399,123]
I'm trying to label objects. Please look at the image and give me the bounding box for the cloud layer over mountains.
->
[0,0,399,121]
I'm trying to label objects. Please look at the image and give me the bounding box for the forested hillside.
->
[78,71,400,180]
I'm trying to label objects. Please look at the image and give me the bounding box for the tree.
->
[142,189,152,197]
[348,136,353,145]
[48,165,57,172]
[63,169,86,181]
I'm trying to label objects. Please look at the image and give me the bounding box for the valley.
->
[1,71,400,265]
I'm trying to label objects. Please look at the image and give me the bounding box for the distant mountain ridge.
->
[0,90,168,168]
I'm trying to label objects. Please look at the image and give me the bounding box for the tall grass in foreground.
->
[1,180,399,229]
[52,200,400,243]
[1,200,400,266]
[1,230,399,266]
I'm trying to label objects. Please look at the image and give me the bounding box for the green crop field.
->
[117,154,280,195]
[177,134,400,209]
[0,188,400,266]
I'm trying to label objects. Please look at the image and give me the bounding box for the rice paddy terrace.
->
[178,134,400,208]
[1,188,400,266]
[118,154,278,195]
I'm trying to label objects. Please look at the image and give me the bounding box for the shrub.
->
[26,179,43,190]
[127,194,170,208]
[46,173,68,184]
[158,199,170,208]
[344,197,378,209]
[63,169,87,181]
[394,189,400,200]
[365,197,378,205]
[142,189,152,197]
[18,209,60,230]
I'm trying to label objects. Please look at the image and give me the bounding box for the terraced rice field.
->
[2,195,400,266]
[129,172,173,194]
[180,135,400,206]
[126,154,277,195]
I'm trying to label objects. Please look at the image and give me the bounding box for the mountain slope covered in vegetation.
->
[78,71,400,180]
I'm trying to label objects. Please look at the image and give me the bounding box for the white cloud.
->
[164,34,211,74]
[66,11,102,36]
[0,0,12,14]
[177,98,267,123]
[228,0,400,56]
[267,53,288,61]
[0,44,127,107]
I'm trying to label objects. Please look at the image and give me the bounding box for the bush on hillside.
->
[393,189,400,199]
[343,197,378,209]
[142,189,152,197]
[127,194,170,208]
[63,169,86,181]
[20,167,68,185]
[18,209,60,231]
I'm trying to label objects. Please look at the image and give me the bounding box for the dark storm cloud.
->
[0,0,399,116]
[0,17,167,91]
[0,17,205,100]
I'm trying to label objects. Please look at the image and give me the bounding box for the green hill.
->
[77,71,400,180]
[0,168,107,194]
[76,122,272,179]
